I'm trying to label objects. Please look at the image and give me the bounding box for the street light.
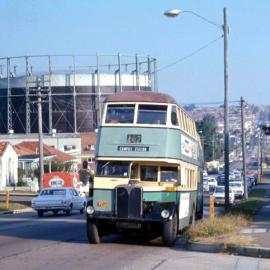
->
[164,8,230,210]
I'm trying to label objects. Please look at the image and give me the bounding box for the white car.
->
[213,186,235,205]
[31,187,87,217]
[203,179,209,192]
[229,181,244,199]
[207,177,218,191]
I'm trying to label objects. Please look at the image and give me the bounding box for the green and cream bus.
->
[86,91,204,246]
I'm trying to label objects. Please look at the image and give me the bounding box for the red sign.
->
[43,172,80,189]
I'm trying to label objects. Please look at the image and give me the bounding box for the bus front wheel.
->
[162,213,178,246]
[86,220,102,244]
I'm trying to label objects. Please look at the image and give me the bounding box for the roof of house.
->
[14,141,75,162]
[0,142,9,156]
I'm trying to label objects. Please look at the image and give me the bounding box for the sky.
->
[0,0,269,105]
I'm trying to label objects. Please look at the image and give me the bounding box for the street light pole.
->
[223,7,230,210]
[164,7,230,209]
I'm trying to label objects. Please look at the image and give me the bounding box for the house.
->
[0,142,18,189]
[14,141,77,176]
[80,132,96,171]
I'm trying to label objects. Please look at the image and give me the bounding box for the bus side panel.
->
[93,189,114,212]
[97,127,200,166]
[178,191,197,230]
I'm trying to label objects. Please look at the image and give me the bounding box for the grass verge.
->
[185,188,267,245]
[0,201,30,212]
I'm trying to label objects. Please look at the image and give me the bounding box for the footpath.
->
[239,178,270,249]
[187,176,270,258]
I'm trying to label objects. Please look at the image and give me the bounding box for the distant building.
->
[80,132,96,170]
[0,142,18,189]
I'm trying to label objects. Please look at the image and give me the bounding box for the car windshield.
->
[105,104,134,124]
[41,189,66,196]
[215,186,225,193]
[96,161,129,177]
[230,183,242,187]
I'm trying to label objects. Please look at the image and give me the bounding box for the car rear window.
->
[41,189,66,196]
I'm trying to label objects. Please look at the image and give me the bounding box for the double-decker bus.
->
[86,91,204,246]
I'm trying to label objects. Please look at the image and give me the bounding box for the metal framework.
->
[0,54,157,134]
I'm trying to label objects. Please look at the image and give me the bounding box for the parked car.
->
[203,179,209,192]
[31,187,87,217]
[217,175,225,186]
[207,177,218,191]
[229,181,244,199]
[203,170,208,177]
[213,186,235,205]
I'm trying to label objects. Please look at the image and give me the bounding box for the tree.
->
[44,161,74,173]
[196,114,223,162]
[79,169,91,185]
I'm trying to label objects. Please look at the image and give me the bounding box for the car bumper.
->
[214,198,234,205]
[32,205,70,211]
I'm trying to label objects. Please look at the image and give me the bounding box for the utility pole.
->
[260,133,263,183]
[241,97,248,199]
[37,80,44,190]
[29,77,48,190]
[223,7,230,211]
[257,130,261,183]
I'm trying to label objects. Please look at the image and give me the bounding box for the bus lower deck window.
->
[160,167,178,182]
[96,161,129,177]
[141,166,158,181]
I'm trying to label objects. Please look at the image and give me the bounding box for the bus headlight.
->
[161,209,170,219]
[86,206,95,215]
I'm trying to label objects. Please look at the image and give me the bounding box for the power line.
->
[157,35,223,72]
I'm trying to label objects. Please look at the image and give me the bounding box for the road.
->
[1,211,270,270]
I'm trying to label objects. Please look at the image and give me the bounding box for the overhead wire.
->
[156,35,223,73]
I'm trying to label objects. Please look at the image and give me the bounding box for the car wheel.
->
[86,220,102,244]
[53,210,58,216]
[80,202,86,214]
[162,213,178,247]
[37,210,43,217]
[66,204,73,216]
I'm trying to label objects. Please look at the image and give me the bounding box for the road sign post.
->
[5,191,10,209]
[209,194,215,220]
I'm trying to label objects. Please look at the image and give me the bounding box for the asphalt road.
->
[1,210,270,270]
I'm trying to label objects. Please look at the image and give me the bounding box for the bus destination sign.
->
[117,146,149,152]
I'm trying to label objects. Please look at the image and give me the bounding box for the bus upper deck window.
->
[160,167,178,183]
[141,166,158,181]
[105,104,134,124]
[171,106,179,126]
[137,105,167,124]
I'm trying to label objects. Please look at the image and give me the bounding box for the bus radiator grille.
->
[116,186,142,219]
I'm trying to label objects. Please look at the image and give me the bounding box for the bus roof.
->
[105,91,177,104]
